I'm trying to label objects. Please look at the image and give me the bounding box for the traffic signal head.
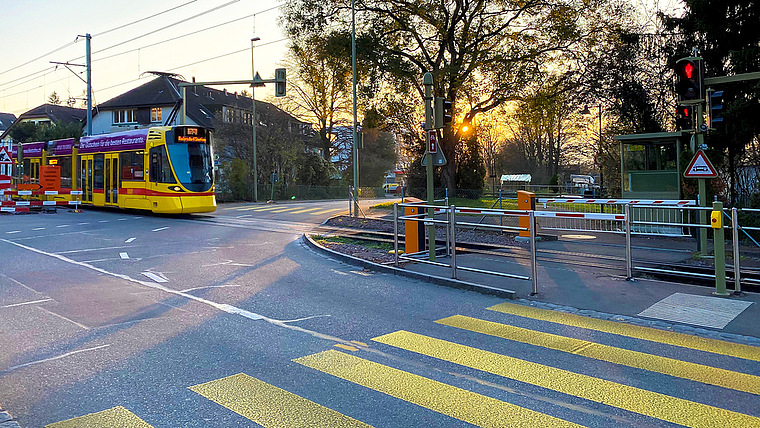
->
[274,68,286,97]
[707,89,725,129]
[676,105,694,131]
[674,57,703,102]
[434,97,452,129]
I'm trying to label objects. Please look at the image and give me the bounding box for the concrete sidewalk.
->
[306,227,760,346]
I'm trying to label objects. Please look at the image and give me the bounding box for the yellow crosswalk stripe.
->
[267,206,306,213]
[372,330,760,428]
[437,315,760,395]
[189,373,373,428]
[46,406,153,428]
[489,302,760,362]
[289,207,325,214]
[295,350,584,428]
[310,209,341,215]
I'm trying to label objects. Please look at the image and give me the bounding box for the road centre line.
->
[180,284,242,293]
[32,227,45,231]
[125,237,136,243]
[0,237,266,321]
[488,303,760,362]
[295,350,582,428]
[373,331,760,428]
[1,298,53,309]
[56,225,70,228]
[151,227,169,232]
[6,231,20,234]
[3,344,111,374]
[77,222,89,225]
[437,315,760,395]
[190,373,373,428]
[98,220,108,223]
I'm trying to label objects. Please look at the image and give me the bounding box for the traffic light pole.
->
[423,73,436,262]
[695,102,709,254]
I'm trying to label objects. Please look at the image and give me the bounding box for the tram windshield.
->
[168,127,214,192]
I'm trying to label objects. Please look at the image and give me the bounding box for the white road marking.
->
[119,252,129,259]
[32,227,45,231]
[98,220,108,223]
[236,214,252,218]
[151,227,169,232]
[0,238,266,322]
[3,344,110,373]
[36,306,90,330]
[6,231,20,234]
[1,298,53,309]
[141,272,168,283]
[58,245,135,254]
[78,222,89,225]
[0,274,41,293]
[56,225,70,228]
[125,237,136,243]
[117,218,128,221]
[331,269,349,276]
[180,284,242,293]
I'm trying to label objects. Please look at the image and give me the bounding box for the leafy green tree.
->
[456,129,486,195]
[47,91,61,105]
[282,0,624,192]
[277,32,352,162]
[296,152,332,185]
[663,0,760,204]
[220,158,252,201]
[8,120,82,142]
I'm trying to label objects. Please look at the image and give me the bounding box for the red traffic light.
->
[674,57,703,101]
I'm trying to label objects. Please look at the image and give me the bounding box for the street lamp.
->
[251,36,260,202]
[351,0,359,216]
[581,104,603,196]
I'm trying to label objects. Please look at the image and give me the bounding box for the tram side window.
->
[58,156,72,188]
[149,146,176,184]
[120,151,145,181]
[93,154,105,190]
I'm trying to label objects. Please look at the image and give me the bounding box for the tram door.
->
[104,153,119,205]
[80,155,93,203]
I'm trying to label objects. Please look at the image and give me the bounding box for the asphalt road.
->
[1,204,759,427]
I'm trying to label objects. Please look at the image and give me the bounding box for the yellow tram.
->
[14,126,216,214]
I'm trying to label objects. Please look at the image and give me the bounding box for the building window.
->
[113,109,136,124]
[151,108,162,122]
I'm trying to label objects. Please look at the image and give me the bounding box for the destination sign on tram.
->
[175,127,209,143]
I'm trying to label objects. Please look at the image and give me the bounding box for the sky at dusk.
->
[0,0,288,116]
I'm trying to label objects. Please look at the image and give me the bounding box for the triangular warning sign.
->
[684,150,718,178]
[0,147,12,164]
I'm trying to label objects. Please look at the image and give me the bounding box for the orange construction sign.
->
[40,165,61,191]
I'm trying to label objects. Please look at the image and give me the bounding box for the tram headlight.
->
[169,186,185,192]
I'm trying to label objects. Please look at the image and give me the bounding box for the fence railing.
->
[389,198,760,295]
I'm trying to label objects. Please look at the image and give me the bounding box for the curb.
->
[303,234,515,299]
[0,409,21,428]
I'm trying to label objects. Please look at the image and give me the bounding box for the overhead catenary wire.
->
[67,0,242,63]
[92,0,199,38]
[0,2,285,105]
[0,0,201,85]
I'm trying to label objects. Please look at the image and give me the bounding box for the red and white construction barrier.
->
[538,198,695,206]
[1,207,29,213]
[533,211,625,221]
[0,190,83,196]
[1,200,81,207]
[0,176,11,190]
[427,206,625,221]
